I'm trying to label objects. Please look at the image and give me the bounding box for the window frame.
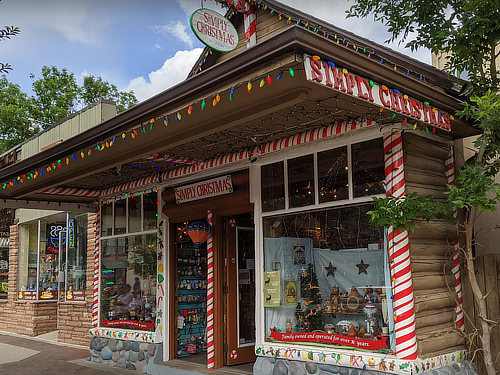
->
[254,131,395,353]
[17,212,87,302]
[98,190,159,332]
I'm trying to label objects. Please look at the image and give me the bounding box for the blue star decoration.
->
[356,259,369,274]
[325,262,337,277]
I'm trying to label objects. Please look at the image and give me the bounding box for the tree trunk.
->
[464,216,497,375]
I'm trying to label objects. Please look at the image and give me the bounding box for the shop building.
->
[0,1,478,374]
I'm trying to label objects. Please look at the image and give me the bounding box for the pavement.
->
[0,333,120,375]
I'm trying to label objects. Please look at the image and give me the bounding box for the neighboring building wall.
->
[57,213,96,346]
[0,224,58,336]
[0,214,95,345]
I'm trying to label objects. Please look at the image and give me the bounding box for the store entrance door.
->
[224,215,256,366]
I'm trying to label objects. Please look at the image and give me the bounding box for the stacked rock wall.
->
[89,336,162,374]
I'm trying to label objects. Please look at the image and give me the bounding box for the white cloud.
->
[0,0,109,46]
[177,0,224,17]
[154,21,194,48]
[126,48,203,101]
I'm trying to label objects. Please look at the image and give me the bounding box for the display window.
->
[18,212,88,301]
[99,191,158,332]
[0,246,8,299]
[259,138,392,352]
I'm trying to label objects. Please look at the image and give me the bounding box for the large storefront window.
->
[18,212,88,301]
[100,191,158,331]
[260,138,392,352]
[0,246,8,299]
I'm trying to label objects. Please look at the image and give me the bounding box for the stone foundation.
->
[89,336,162,374]
[253,357,478,375]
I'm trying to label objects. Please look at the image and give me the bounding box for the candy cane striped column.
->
[206,210,215,369]
[452,245,465,331]
[446,145,465,331]
[92,208,101,327]
[244,8,257,48]
[384,130,418,360]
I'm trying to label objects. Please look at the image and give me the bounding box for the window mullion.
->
[313,152,319,205]
[284,160,289,210]
[347,144,354,201]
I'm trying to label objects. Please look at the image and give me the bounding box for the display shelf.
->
[176,289,206,295]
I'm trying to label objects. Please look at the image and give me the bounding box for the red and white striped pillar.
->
[384,130,418,360]
[92,208,101,327]
[244,7,257,48]
[206,210,215,368]
[446,145,465,331]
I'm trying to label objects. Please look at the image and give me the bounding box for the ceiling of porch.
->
[59,87,397,192]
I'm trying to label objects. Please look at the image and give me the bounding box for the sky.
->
[0,0,431,103]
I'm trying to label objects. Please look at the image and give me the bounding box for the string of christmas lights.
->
[198,0,432,84]
[0,64,300,191]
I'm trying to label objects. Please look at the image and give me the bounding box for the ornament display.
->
[186,220,210,244]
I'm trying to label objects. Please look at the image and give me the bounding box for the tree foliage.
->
[0,66,137,153]
[0,78,37,152]
[348,1,500,373]
[347,0,500,92]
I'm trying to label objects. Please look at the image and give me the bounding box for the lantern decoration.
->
[186,220,210,244]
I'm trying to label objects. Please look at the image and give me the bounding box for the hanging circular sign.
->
[190,8,239,53]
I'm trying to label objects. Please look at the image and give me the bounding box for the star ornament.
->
[356,259,369,275]
[325,262,337,277]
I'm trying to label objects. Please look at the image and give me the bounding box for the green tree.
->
[348,0,499,93]
[31,66,80,127]
[348,1,500,374]
[29,66,137,130]
[0,67,137,153]
[81,75,137,113]
[0,78,38,152]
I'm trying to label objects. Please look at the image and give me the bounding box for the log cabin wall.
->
[403,133,466,358]
[213,9,288,65]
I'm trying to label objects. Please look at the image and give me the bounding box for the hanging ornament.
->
[229,87,236,101]
[288,67,295,78]
[176,112,182,121]
[186,220,210,244]
[276,71,284,80]
[247,81,253,92]
[163,116,169,127]
[356,259,369,275]
[259,79,265,88]
[369,80,375,88]
[201,99,207,110]
[187,105,193,115]
[312,55,321,61]
[266,75,272,85]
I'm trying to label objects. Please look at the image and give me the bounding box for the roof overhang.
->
[0,26,478,207]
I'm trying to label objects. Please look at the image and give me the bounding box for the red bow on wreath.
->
[226,0,251,13]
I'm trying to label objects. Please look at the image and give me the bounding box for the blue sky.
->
[0,0,431,102]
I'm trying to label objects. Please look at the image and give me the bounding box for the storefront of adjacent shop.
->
[0,2,478,374]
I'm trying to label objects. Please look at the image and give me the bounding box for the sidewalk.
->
[0,333,115,375]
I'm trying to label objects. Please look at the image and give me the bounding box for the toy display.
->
[175,233,207,358]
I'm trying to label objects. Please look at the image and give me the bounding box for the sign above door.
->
[190,8,239,52]
[174,175,234,204]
